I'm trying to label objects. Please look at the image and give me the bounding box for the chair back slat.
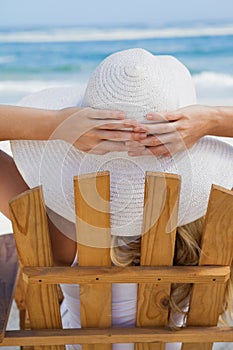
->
[136,173,181,350]
[74,172,112,350]
[9,186,64,350]
[182,185,233,350]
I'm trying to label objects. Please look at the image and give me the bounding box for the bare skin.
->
[130,105,233,156]
[0,150,77,266]
[54,107,146,154]
[0,105,146,266]
[0,105,146,151]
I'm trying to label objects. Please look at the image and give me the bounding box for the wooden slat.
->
[136,172,181,350]
[14,266,28,330]
[5,178,232,350]
[74,172,111,350]
[23,265,230,285]
[2,326,233,347]
[0,234,18,343]
[182,185,233,350]
[9,186,64,350]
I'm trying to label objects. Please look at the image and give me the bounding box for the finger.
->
[87,108,126,120]
[97,120,139,130]
[147,140,190,156]
[145,145,173,157]
[145,112,169,122]
[146,112,182,122]
[140,122,178,135]
[125,140,146,149]
[128,147,153,156]
[139,132,182,147]
[89,140,128,154]
[139,135,163,147]
[132,115,168,133]
[129,138,189,157]
[94,129,137,141]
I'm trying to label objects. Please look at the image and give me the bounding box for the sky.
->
[1,0,233,27]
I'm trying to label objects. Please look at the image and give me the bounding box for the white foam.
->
[1,24,233,43]
[1,71,233,105]
[193,71,233,100]
[0,80,74,95]
[1,70,233,109]
[0,81,88,105]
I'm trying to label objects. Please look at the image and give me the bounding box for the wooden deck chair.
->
[1,171,233,350]
[0,233,18,346]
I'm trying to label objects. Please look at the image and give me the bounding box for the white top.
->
[61,255,181,350]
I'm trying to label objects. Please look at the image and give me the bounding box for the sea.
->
[1,21,233,234]
[1,22,233,105]
[1,23,233,348]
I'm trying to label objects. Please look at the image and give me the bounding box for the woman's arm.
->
[0,105,57,141]
[0,105,145,154]
[209,106,233,137]
[129,105,233,156]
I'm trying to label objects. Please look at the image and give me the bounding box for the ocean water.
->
[1,22,233,105]
[1,22,233,234]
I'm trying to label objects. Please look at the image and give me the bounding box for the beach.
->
[0,23,233,349]
[1,22,233,234]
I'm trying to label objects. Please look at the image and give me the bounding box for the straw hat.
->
[11,49,233,236]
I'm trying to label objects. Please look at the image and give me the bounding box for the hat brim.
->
[11,87,233,236]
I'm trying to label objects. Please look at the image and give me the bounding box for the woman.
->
[3,48,233,349]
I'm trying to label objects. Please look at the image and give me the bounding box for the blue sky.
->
[1,0,233,27]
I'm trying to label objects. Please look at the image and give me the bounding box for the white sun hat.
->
[11,48,233,237]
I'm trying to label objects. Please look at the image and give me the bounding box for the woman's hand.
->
[0,104,146,154]
[128,105,219,156]
[54,107,147,155]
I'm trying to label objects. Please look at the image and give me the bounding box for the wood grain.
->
[2,326,233,347]
[182,185,233,350]
[14,266,28,330]
[9,186,64,350]
[136,172,181,350]
[74,172,111,350]
[23,265,230,285]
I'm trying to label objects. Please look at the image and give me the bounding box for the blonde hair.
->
[111,217,233,329]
